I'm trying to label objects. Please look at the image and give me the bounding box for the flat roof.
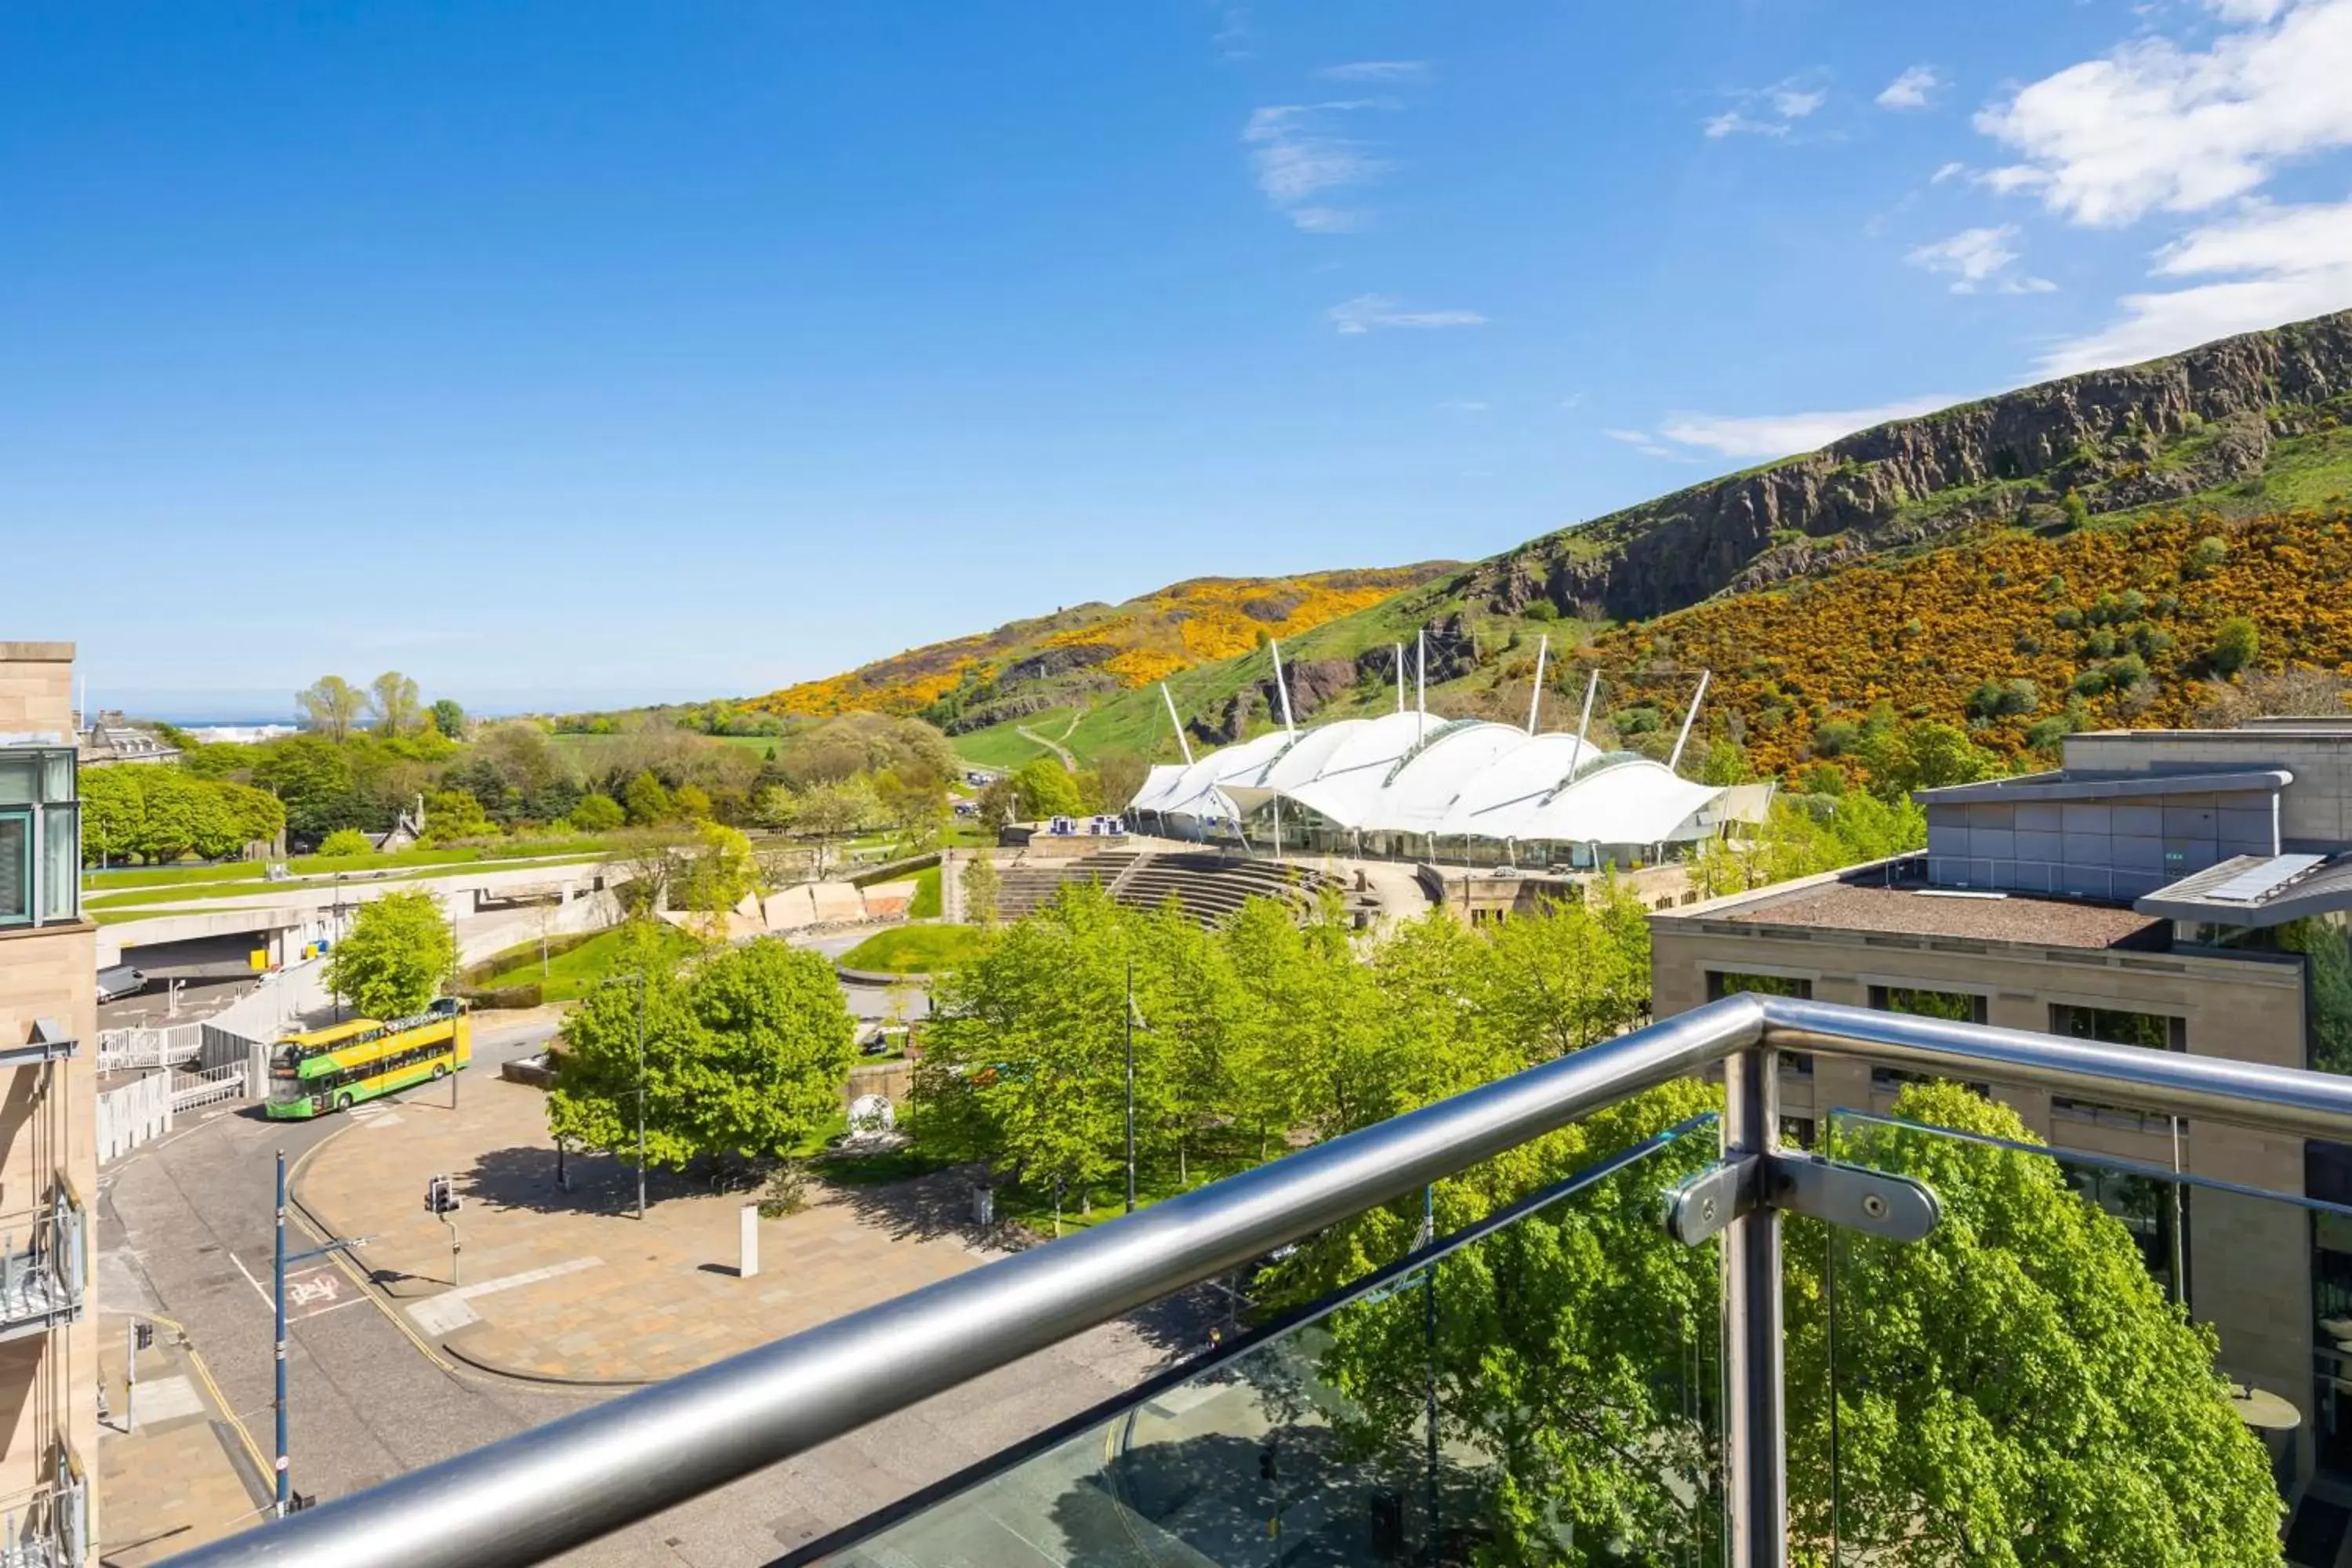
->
[2137,851,2352,927]
[1717,881,2169,949]
[1916,768,2289,806]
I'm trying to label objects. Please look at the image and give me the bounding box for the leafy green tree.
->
[2213,615,2261,676]
[1477,877,1653,1062]
[253,735,365,840]
[794,775,883,876]
[677,821,759,926]
[428,698,467,739]
[977,775,1021,834]
[368,670,423,737]
[1011,758,1084,820]
[422,788,495,842]
[673,783,713,820]
[959,852,1001,927]
[550,931,855,1171]
[570,792,624,832]
[622,770,674,826]
[296,675,366,742]
[325,890,455,1018]
[1785,1085,2281,1564]
[751,783,799,831]
[316,828,376,857]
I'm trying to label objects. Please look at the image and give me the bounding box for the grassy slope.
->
[471,922,702,1003]
[837,924,983,973]
[86,851,610,910]
[996,424,2352,777]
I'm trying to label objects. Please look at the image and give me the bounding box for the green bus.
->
[264,1000,473,1119]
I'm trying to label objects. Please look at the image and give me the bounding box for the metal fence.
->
[168,1063,246,1114]
[152,994,2352,1568]
[94,1024,202,1074]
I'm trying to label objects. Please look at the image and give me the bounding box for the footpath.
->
[94,1314,270,1566]
[295,1069,1007,1383]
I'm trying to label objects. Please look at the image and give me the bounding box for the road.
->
[101,1015,1197,1566]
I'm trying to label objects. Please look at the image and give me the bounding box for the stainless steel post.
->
[1722,1045,1784,1568]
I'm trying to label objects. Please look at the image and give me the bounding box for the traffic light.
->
[424,1175,461,1215]
[133,1321,154,1351]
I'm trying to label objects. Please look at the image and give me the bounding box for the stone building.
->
[1652,720,2352,1502]
[0,642,99,1564]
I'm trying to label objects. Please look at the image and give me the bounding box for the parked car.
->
[96,964,147,1003]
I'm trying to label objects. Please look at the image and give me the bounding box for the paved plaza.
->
[296,1070,1005,1383]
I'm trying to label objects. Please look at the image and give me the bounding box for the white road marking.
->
[227,1250,274,1309]
[406,1256,604,1338]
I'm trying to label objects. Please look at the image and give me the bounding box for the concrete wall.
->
[1925,786,2279,900]
[2067,728,2352,851]
[1652,912,2318,1483]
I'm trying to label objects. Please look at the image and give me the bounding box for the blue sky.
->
[8,2,2350,717]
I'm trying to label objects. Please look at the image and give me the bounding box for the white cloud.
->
[1328,295,1488,334]
[1243,102,1392,231]
[1877,65,1941,110]
[1650,395,1965,459]
[1439,399,1490,416]
[2035,195,2352,373]
[1903,225,2055,293]
[1974,0,2352,227]
[1773,86,1828,120]
[1317,60,1425,81]
[1703,76,1830,139]
[1931,160,1967,183]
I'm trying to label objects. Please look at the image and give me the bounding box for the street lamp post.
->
[274,1149,365,1517]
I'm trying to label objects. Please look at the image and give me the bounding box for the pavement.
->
[98,1013,1212,1565]
[294,1067,1001,1383]
[92,1308,272,1566]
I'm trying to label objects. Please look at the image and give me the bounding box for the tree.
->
[429,698,467,740]
[421,788,495,843]
[977,775,1021,835]
[252,735,365,841]
[622,771,674,826]
[673,783,713,821]
[676,821,759,931]
[794,775,883,877]
[1087,752,1150,817]
[325,891,455,1018]
[317,828,376,857]
[612,826,690,914]
[570,792,625,832]
[1012,758,1084,820]
[960,853,1001,927]
[368,671,423,738]
[296,676,366,742]
[2212,615,2260,676]
[550,934,855,1171]
[752,783,800,832]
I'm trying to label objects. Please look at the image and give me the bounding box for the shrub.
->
[2184,535,2229,578]
[2107,653,2150,688]
[2013,633,2042,656]
[571,793,625,832]
[2061,488,2089,528]
[1522,601,1559,623]
[1812,719,1857,757]
[2212,616,2260,675]
[2053,608,2084,630]
[317,828,376,857]
[2084,628,2118,659]
[2024,716,2073,753]
[2073,667,2110,697]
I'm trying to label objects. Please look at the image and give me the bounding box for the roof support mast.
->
[1395,644,1405,715]
[1269,640,1297,735]
[1414,630,1427,746]
[1573,669,1599,756]
[1526,635,1549,735]
[1668,669,1711,773]
[1159,683,1194,767]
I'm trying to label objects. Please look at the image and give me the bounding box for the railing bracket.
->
[1666,1152,1940,1247]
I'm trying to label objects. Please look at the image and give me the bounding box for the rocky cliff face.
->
[1466,309,2352,622]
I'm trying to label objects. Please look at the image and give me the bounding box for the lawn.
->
[949,716,1069,772]
[908,865,942,918]
[468,921,704,1004]
[837,924,985,974]
[84,851,612,911]
[85,837,623,893]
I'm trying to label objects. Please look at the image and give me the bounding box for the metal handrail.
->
[156,994,2352,1568]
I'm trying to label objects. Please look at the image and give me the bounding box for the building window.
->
[1867,985,1991,1093]
[2048,1004,2186,1120]
[1709,972,1813,1075]
[0,748,79,929]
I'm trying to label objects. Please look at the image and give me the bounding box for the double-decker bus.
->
[265,1000,472,1119]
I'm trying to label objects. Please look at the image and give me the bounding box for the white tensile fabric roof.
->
[1129,713,1730,846]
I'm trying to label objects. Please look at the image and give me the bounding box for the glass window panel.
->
[40,805,75,921]
[0,810,27,924]
[0,756,34,808]
[38,750,72,804]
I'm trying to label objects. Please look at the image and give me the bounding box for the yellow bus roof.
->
[277,1018,387,1048]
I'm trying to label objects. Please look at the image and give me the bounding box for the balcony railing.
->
[152,994,2352,1568]
[0,1455,87,1568]
[0,1192,83,1345]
